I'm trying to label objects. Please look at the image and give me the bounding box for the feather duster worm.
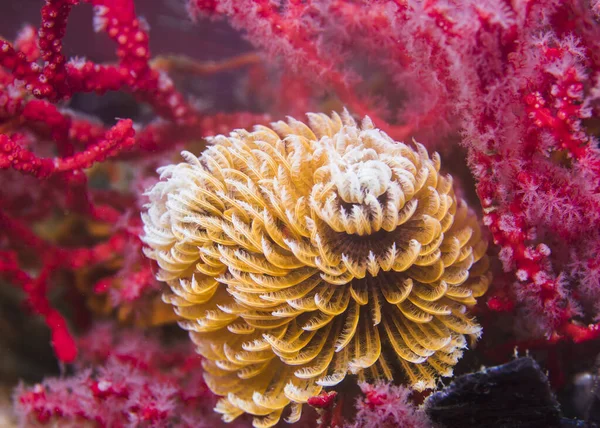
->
[141,111,490,427]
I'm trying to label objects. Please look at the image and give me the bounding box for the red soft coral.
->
[13,323,247,427]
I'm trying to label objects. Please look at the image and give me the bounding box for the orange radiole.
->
[142,111,490,428]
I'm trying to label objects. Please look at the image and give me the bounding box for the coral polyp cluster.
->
[141,111,490,427]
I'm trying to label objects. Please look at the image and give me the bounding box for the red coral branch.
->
[0,0,270,367]
[0,250,77,363]
[0,205,133,363]
[1,119,135,178]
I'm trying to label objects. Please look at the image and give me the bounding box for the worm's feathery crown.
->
[141,111,490,427]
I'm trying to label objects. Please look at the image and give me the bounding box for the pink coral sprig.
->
[347,382,431,428]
